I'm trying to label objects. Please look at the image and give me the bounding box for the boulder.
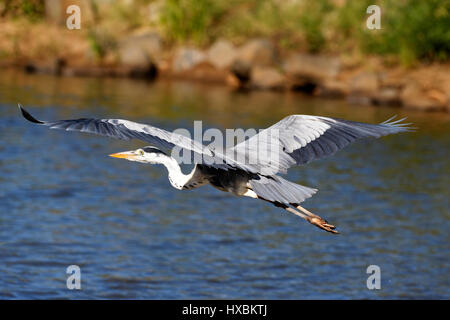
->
[118,32,162,68]
[225,73,241,88]
[346,72,380,104]
[119,43,150,68]
[230,59,252,85]
[172,48,207,72]
[24,58,66,75]
[349,72,379,95]
[316,80,348,98]
[427,89,447,105]
[131,32,162,57]
[283,53,340,82]
[227,39,277,88]
[207,40,237,69]
[251,67,286,90]
[401,81,446,111]
[235,39,276,67]
[171,62,228,83]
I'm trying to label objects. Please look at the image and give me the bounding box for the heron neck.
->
[159,156,191,190]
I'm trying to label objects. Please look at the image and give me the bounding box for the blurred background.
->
[0,0,449,299]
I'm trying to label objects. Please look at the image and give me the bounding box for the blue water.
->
[0,70,448,299]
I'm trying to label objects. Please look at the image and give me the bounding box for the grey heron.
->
[19,104,413,234]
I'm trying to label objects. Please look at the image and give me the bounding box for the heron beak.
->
[109,151,136,159]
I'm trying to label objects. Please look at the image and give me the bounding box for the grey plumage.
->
[250,175,317,204]
[19,105,412,177]
[232,114,414,175]
[19,104,414,231]
[18,104,250,172]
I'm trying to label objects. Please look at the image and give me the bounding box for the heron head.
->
[109,146,167,164]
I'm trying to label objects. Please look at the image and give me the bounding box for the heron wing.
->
[231,114,414,175]
[19,105,250,171]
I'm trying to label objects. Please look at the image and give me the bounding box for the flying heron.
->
[19,104,413,234]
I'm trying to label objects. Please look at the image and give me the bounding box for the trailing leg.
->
[270,201,338,234]
[244,188,338,234]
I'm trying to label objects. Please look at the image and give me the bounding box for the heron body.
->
[19,105,413,234]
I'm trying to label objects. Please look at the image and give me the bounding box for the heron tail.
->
[249,175,317,205]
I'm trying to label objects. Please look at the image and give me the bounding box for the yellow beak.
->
[109,151,136,159]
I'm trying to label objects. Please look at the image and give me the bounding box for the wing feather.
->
[232,114,414,175]
[20,105,413,176]
[18,105,242,171]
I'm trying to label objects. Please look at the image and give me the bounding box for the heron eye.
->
[138,150,144,156]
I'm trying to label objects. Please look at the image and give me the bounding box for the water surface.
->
[0,70,448,299]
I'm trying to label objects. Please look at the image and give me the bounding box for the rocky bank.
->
[1,22,449,112]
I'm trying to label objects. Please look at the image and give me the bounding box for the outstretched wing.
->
[231,114,414,175]
[18,104,249,171]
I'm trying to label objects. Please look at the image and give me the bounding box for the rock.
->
[172,48,207,72]
[132,32,162,56]
[61,65,158,78]
[118,45,157,78]
[225,73,241,88]
[119,43,150,67]
[175,62,228,83]
[24,58,66,75]
[128,64,158,78]
[349,72,379,94]
[283,53,340,82]
[119,32,162,68]
[316,80,348,98]
[116,33,161,78]
[401,82,446,111]
[346,72,380,105]
[235,39,276,67]
[230,59,252,85]
[207,40,237,69]
[251,67,286,90]
[226,39,276,88]
[427,89,447,105]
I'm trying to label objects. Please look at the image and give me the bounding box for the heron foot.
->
[306,216,339,234]
[294,204,339,234]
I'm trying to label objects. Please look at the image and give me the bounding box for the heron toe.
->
[308,216,339,234]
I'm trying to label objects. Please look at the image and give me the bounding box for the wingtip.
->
[18,104,44,124]
[381,115,417,132]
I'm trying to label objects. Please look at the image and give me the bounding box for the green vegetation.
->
[159,0,226,45]
[0,0,44,21]
[157,0,449,64]
[87,29,116,60]
[1,0,448,64]
[358,0,450,64]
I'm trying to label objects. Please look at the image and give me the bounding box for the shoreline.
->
[1,21,448,113]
